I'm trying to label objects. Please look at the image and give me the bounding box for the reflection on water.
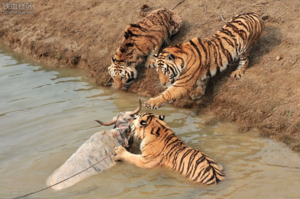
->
[1,44,300,199]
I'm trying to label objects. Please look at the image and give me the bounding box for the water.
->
[1,44,300,199]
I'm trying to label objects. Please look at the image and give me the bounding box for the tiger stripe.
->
[146,12,264,109]
[114,113,225,185]
[108,6,182,89]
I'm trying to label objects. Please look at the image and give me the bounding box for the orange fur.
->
[108,6,182,89]
[114,113,225,185]
[146,13,264,109]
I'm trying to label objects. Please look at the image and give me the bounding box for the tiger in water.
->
[113,113,225,185]
[144,12,264,109]
[108,5,182,89]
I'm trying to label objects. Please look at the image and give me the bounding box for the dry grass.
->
[0,0,300,150]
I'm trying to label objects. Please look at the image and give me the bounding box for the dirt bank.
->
[1,0,300,150]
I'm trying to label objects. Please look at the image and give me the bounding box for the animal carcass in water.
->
[47,99,141,190]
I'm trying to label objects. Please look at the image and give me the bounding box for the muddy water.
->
[1,44,300,199]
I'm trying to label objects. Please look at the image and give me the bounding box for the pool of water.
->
[1,44,300,199]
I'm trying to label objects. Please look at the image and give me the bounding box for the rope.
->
[12,146,119,199]
[172,0,185,10]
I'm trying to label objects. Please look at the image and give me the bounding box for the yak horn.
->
[95,118,117,126]
[129,98,142,115]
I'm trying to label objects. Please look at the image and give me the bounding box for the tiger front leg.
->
[145,36,163,68]
[113,146,158,169]
[189,78,209,100]
[113,146,132,161]
[231,52,249,79]
[144,95,167,110]
[145,83,191,109]
[145,47,162,68]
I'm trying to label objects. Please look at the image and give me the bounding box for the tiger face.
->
[131,113,166,141]
[154,51,184,88]
[108,58,137,89]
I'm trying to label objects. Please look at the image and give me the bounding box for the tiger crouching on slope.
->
[113,113,225,185]
[145,12,264,109]
[108,5,182,89]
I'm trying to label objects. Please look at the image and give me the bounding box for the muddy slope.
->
[1,0,300,150]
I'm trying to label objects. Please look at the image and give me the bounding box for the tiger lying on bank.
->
[145,12,264,109]
[113,113,225,185]
[108,5,182,89]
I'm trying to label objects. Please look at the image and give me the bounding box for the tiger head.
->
[154,49,185,88]
[108,58,137,89]
[130,113,167,141]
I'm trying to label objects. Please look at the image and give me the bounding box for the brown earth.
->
[1,0,300,150]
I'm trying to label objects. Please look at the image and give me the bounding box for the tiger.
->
[108,5,182,89]
[144,12,265,109]
[113,113,225,185]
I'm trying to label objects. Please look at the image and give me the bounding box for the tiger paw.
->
[231,70,244,79]
[144,98,163,109]
[113,146,127,161]
[189,88,204,100]
[145,57,157,68]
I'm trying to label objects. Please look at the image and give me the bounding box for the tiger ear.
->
[158,115,165,121]
[167,54,175,61]
[125,60,131,67]
[111,57,116,64]
[153,54,158,58]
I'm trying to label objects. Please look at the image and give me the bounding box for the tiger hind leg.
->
[189,78,209,100]
[231,51,250,79]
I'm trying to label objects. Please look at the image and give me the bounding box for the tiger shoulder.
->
[145,12,265,109]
